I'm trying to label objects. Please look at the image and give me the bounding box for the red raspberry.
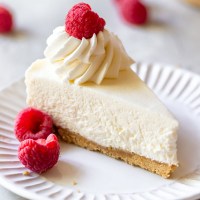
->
[18,134,60,174]
[14,107,53,142]
[65,3,106,39]
[119,0,148,25]
[0,5,13,33]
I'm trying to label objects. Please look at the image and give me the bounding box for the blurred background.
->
[0,0,200,199]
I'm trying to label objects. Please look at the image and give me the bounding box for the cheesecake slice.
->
[25,3,178,178]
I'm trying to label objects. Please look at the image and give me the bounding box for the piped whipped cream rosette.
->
[44,27,134,85]
[44,3,134,85]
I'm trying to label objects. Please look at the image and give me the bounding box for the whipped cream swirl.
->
[44,26,134,85]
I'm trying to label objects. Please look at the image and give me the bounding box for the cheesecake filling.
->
[26,60,178,166]
[44,26,134,85]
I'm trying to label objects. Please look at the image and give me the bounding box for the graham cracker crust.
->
[58,128,177,178]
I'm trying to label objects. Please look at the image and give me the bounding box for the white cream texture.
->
[44,26,134,85]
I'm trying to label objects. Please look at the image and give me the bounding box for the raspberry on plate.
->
[65,2,106,39]
[0,5,13,33]
[14,107,53,142]
[18,134,60,174]
[118,0,148,25]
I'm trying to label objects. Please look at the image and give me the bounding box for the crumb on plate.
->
[23,171,30,176]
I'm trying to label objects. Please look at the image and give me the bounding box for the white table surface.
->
[0,0,200,199]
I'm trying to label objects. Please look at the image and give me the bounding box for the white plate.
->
[0,63,200,200]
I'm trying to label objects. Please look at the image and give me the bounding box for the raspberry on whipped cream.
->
[43,2,133,85]
[65,3,106,39]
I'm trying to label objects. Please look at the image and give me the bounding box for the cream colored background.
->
[0,0,200,199]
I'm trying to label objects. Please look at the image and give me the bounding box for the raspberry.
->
[14,107,53,142]
[18,134,60,174]
[119,0,148,25]
[65,3,106,39]
[0,5,13,33]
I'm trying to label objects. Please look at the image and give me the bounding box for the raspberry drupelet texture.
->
[14,107,53,142]
[18,134,60,174]
[65,2,106,39]
[0,5,13,33]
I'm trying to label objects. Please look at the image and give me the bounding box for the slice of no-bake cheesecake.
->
[25,3,178,178]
